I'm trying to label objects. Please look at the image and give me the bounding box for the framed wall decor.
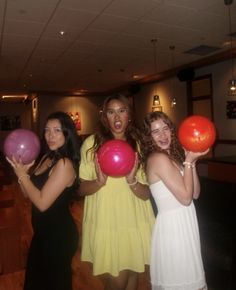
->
[152,106,162,112]
[67,112,81,130]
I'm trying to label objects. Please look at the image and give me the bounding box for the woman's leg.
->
[125,271,138,290]
[101,270,138,290]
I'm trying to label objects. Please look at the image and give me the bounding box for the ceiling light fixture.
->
[59,30,66,36]
[151,39,158,75]
[170,45,177,107]
[225,0,236,92]
[151,39,161,106]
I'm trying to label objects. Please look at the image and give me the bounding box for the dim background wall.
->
[37,94,107,136]
[133,77,187,127]
[0,102,31,151]
[0,59,235,157]
[195,60,236,156]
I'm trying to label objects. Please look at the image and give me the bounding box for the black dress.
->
[24,165,79,290]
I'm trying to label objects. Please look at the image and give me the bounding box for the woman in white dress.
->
[140,111,208,290]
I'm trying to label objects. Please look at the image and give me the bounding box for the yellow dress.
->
[79,135,155,276]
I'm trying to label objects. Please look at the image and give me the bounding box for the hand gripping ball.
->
[178,115,216,152]
[97,139,135,177]
[4,129,40,164]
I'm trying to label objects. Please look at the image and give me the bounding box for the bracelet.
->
[183,162,195,169]
[127,177,138,186]
[18,174,30,184]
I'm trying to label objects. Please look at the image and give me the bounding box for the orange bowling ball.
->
[178,115,216,152]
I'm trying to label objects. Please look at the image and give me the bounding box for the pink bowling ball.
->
[97,139,135,177]
[4,129,40,164]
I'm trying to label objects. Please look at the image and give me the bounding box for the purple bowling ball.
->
[4,129,40,164]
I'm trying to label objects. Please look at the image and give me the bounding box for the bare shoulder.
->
[147,152,167,174]
[54,158,74,171]
[147,152,173,179]
[146,153,168,183]
[147,152,169,166]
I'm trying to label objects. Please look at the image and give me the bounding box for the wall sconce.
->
[171,97,177,107]
[153,95,160,106]
[32,98,38,123]
[152,95,162,111]
[229,79,236,91]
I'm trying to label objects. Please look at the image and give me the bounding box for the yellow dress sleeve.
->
[79,135,97,180]
[136,142,148,185]
[136,165,148,185]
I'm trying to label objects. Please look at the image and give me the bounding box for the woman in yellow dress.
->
[79,94,155,290]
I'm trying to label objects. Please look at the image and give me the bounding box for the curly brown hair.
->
[89,94,140,155]
[139,111,185,168]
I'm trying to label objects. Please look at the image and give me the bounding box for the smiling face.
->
[105,99,130,139]
[150,118,172,151]
[44,119,65,151]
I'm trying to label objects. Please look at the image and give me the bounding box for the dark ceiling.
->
[0,0,236,98]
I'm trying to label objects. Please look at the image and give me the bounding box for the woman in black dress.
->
[7,111,80,290]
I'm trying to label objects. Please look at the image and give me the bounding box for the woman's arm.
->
[79,178,105,196]
[147,153,194,205]
[12,158,75,211]
[184,150,209,200]
[126,153,151,200]
[147,151,207,205]
[79,153,107,196]
[192,164,201,199]
[127,181,151,201]
[18,182,29,198]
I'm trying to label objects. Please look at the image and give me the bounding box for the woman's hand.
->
[6,156,35,179]
[184,148,209,164]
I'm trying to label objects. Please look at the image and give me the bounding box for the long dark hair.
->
[40,111,81,187]
[140,111,184,168]
[91,94,139,153]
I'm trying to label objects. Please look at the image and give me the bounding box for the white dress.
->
[149,180,207,290]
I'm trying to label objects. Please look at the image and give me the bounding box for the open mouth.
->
[114,121,122,129]
[158,139,169,147]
